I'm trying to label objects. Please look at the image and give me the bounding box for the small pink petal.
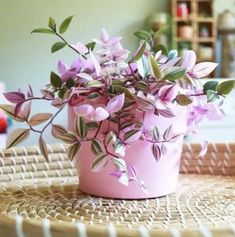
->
[196,140,208,158]
[100,28,109,42]
[94,107,109,121]
[72,42,88,55]
[106,93,125,114]
[181,50,196,72]
[90,51,101,76]
[192,62,218,78]
[73,104,94,118]
[57,60,68,75]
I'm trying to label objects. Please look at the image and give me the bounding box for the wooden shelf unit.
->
[172,0,217,68]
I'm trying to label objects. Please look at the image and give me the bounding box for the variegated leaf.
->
[74,117,88,139]
[57,133,77,144]
[111,157,127,172]
[91,139,104,155]
[68,142,81,161]
[131,40,147,62]
[161,143,167,155]
[149,53,161,80]
[28,113,53,126]
[39,136,48,160]
[152,126,160,141]
[87,122,98,130]
[152,144,161,162]
[124,129,142,143]
[104,131,117,146]
[6,128,30,149]
[91,153,108,172]
[51,124,67,138]
[157,108,175,118]
[86,80,103,88]
[163,125,173,141]
[0,104,24,122]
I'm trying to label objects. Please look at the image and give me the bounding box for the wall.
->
[0,0,169,145]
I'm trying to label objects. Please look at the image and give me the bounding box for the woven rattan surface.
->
[0,143,235,237]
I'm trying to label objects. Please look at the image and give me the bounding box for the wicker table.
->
[0,143,234,237]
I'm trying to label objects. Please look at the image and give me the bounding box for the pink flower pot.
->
[68,105,187,199]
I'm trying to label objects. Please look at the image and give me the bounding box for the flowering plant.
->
[1,16,234,187]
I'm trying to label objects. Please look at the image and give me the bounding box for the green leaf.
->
[6,128,30,149]
[162,67,186,81]
[50,72,62,88]
[131,40,147,62]
[206,90,220,102]
[59,15,73,34]
[31,28,55,34]
[152,44,168,55]
[203,81,219,93]
[135,81,148,91]
[176,94,193,106]
[91,153,108,172]
[85,42,96,52]
[216,80,235,95]
[67,142,81,161]
[134,30,152,40]
[154,26,169,40]
[56,133,77,144]
[48,17,56,31]
[58,87,67,99]
[74,117,88,139]
[28,113,53,126]
[87,92,100,99]
[65,79,75,89]
[39,136,49,160]
[87,122,98,130]
[149,54,161,80]
[91,139,104,155]
[51,42,67,53]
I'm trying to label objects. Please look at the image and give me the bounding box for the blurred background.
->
[0,0,235,146]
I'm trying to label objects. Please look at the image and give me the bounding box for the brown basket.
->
[0,143,235,237]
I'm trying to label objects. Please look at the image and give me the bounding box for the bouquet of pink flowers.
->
[0,16,234,188]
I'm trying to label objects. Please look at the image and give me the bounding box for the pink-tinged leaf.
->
[91,153,108,172]
[158,85,178,102]
[169,133,181,142]
[57,60,68,75]
[94,107,109,121]
[192,62,218,78]
[118,173,129,186]
[41,90,54,100]
[110,170,123,179]
[39,136,48,161]
[181,50,196,72]
[164,57,182,68]
[18,101,31,120]
[124,129,142,143]
[51,124,67,138]
[73,104,94,118]
[155,50,162,60]
[90,51,101,76]
[28,113,53,126]
[163,125,174,141]
[152,144,161,162]
[27,85,34,97]
[72,42,88,55]
[106,93,125,114]
[51,98,65,108]
[15,102,23,116]
[195,140,208,158]
[0,104,24,122]
[107,36,122,46]
[4,92,25,104]
[68,93,84,106]
[77,72,93,82]
[100,28,109,42]
[6,128,30,149]
[152,126,160,141]
[157,108,175,118]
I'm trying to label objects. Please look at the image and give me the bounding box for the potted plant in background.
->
[0,16,234,199]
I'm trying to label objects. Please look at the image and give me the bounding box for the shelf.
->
[176,37,193,42]
[197,17,214,22]
[197,37,215,42]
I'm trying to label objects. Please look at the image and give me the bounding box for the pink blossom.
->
[73,104,109,121]
[106,93,125,114]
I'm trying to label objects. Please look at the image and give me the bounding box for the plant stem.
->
[94,121,103,139]
[128,63,139,81]
[54,32,87,59]
[189,93,206,97]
